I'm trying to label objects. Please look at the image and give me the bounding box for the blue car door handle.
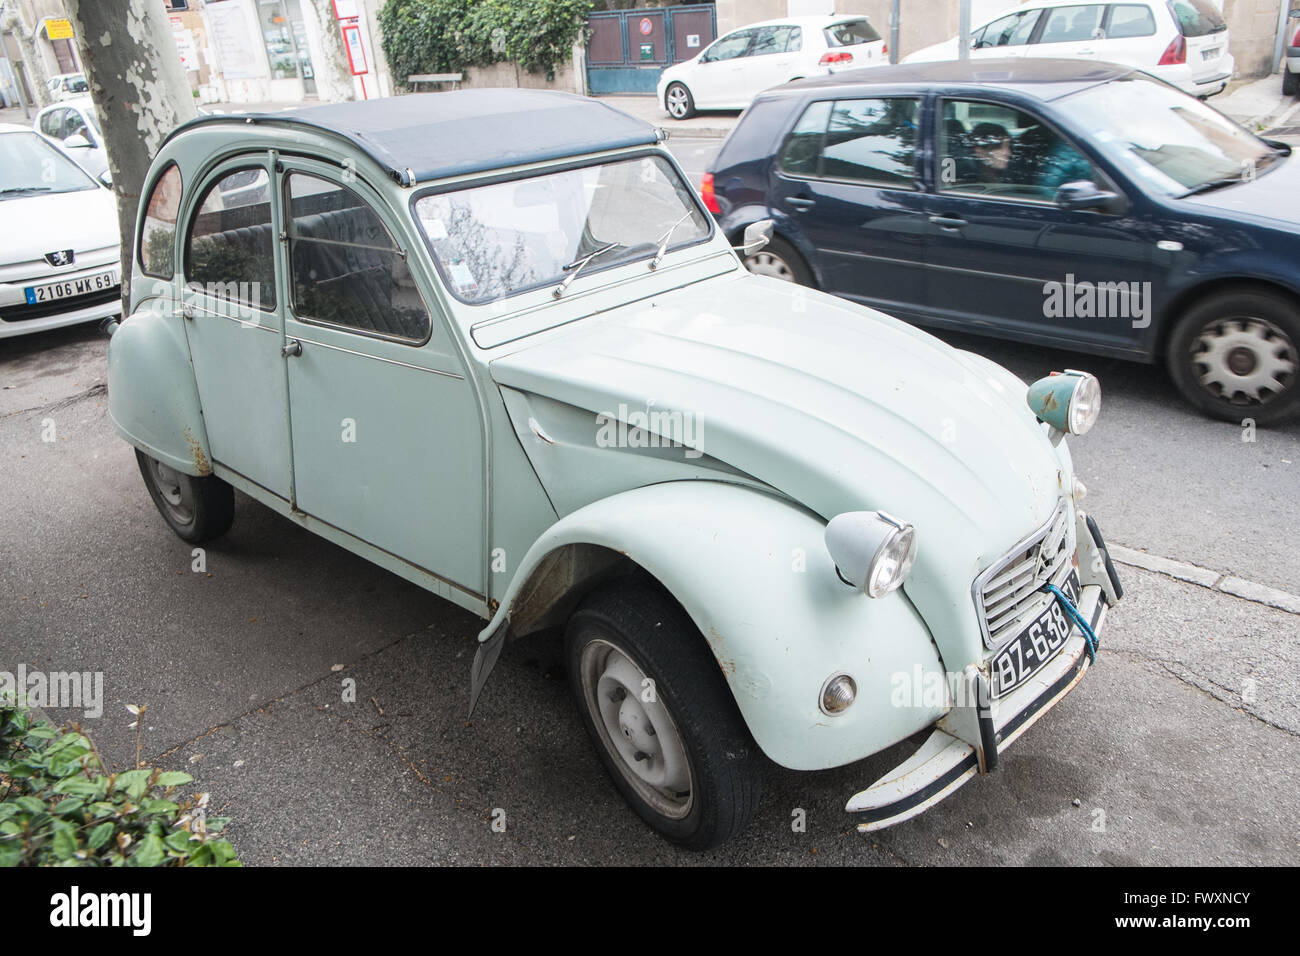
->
[787,196,816,210]
[929,215,968,230]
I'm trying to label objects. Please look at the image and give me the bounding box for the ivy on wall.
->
[379,0,594,83]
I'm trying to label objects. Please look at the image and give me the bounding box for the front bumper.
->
[847,582,1107,830]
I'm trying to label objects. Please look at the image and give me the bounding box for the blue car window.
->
[939,100,1097,200]
[778,100,832,176]
[820,98,919,187]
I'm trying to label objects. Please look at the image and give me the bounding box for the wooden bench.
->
[408,73,463,92]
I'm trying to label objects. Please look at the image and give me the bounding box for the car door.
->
[692,28,756,107]
[768,96,930,319]
[180,157,292,499]
[742,25,799,96]
[279,161,485,596]
[1095,3,1162,68]
[922,96,1159,355]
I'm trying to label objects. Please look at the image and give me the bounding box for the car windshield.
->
[1169,0,1227,36]
[0,131,97,198]
[414,154,711,304]
[1058,75,1283,196]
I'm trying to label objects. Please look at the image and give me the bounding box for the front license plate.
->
[991,570,1081,698]
[1202,48,1220,60]
[24,269,118,305]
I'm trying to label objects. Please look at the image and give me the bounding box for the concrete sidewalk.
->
[1213,73,1299,130]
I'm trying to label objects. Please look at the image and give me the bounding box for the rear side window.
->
[778,100,832,176]
[824,19,881,46]
[785,25,803,52]
[750,26,787,56]
[139,163,182,279]
[820,98,919,186]
[1107,4,1157,37]
[287,173,430,343]
[1039,4,1107,43]
[1168,0,1226,37]
[185,167,276,310]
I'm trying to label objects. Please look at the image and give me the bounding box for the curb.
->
[1109,544,1300,615]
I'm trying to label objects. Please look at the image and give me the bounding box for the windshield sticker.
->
[449,260,478,295]
[421,216,448,241]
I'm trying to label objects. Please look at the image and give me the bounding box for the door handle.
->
[282,339,302,358]
[929,215,968,230]
[787,196,816,210]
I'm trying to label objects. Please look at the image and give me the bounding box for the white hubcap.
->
[1193,317,1298,405]
[580,640,692,819]
[667,87,688,117]
[745,251,794,281]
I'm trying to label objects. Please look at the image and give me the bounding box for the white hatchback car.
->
[906,0,1234,98]
[658,15,887,119]
[0,126,121,339]
[34,96,109,180]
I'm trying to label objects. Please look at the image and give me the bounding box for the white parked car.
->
[46,72,89,101]
[0,126,121,339]
[658,15,887,119]
[34,96,109,180]
[1285,7,1299,96]
[905,0,1234,98]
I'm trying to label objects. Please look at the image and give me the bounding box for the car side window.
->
[785,26,802,52]
[1106,4,1157,37]
[939,99,1099,201]
[706,29,754,62]
[750,26,786,57]
[778,101,832,177]
[286,173,431,343]
[820,98,919,187]
[39,109,63,138]
[65,110,91,143]
[185,167,276,310]
[976,10,1041,47]
[139,163,183,279]
[1038,4,1107,43]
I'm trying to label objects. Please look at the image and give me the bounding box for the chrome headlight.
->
[1026,369,1101,436]
[824,510,918,598]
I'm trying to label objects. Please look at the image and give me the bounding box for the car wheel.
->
[665,82,696,120]
[1166,291,1300,424]
[135,449,235,543]
[743,235,814,286]
[566,581,761,850]
[1284,69,1298,97]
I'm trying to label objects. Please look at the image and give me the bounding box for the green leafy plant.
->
[0,699,240,867]
[379,0,593,84]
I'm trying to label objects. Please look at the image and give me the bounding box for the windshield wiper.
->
[1176,175,1246,198]
[649,211,696,271]
[0,186,53,196]
[553,241,620,298]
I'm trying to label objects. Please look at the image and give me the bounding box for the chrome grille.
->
[974,500,1072,649]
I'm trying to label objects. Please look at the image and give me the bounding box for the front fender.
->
[473,481,946,771]
[107,305,213,476]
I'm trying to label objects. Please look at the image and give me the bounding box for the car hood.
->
[0,187,118,263]
[490,272,1073,667]
[1177,152,1300,228]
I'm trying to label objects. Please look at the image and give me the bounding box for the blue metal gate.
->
[585,4,717,95]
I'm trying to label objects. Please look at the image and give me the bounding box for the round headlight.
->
[824,510,918,598]
[820,674,857,715]
[1067,371,1101,435]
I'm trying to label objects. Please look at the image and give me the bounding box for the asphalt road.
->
[2,139,1297,864]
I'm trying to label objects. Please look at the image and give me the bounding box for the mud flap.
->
[468,623,507,718]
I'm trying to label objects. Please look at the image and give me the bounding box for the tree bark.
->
[63,0,198,316]
[307,0,357,103]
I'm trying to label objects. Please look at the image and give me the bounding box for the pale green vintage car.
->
[108,90,1123,850]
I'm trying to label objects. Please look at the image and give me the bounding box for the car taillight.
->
[1158,35,1186,65]
[882,42,888,56]
[819,51,854,66]
[700,172,721,214]
[1293,25,1300,46]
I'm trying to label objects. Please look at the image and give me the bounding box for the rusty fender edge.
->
[847,595,1107,832]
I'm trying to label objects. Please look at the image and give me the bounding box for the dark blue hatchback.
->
[705,58,1300,423]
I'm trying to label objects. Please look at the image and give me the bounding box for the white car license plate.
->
[24,269,118,305]
[1202,47,1220,60]
[991,569,1081,698]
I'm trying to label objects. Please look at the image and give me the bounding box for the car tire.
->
[565,580,761,850]
[1284,69,1298,97]
[665,82,696,120]
[135,449,235,543]
[743,235,814,287]
[1165,290,1300,425]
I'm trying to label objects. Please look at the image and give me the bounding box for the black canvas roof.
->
[169,90,662,186]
